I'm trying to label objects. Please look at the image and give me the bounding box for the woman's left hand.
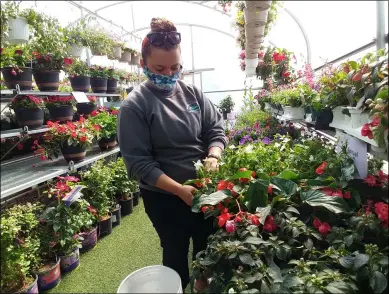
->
[204,157,219,172]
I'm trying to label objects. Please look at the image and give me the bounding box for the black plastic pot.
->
[111,204,122,227]
[98,134,117,151]
[33,71,60,91]
[119,196,133,216]
[107,79,118,93]
[70,76,90,92]
[1,67,33,90]
[48,105,74,122]
[90,77,107,93]
[314,108,334,130]
[60,142,86,163]
[76,102,97,117]
[222,111,229,120]
[14,108,44,129]
[133,190,140,207]
[99,214,113,237]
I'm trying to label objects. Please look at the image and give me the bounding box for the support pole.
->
[190,25,195,85]
[376,1,386,50]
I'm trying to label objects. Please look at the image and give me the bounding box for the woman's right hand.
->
[176,185,197,206]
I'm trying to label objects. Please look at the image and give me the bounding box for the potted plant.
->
[44,95,76,123]
[33,118,95,162]
[89,65,109,93]
[107,67,120,94]
[89,108,118,150]
[87,28,112,56]
[0,46,33,90]
[218,95,235,119]
[120,47,132,63]
[76,95,98,117]
[0,2,30,45]
[271,86,304,119]
[9,94,45,129]
[80,160,115,237]
[64,21,90,57]
[63,57,91,92]
[75,198,99,252]
[0,202,43,294]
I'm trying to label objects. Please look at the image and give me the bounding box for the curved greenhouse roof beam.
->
[283,7,311,64]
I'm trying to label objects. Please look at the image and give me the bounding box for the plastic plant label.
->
[112,215,117,223]
[62,185,84,206]
[72,92,90,103]
[227,112,236,121]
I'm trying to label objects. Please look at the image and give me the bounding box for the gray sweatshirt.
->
[117,80,227,194]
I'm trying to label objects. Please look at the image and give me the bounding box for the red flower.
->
[378,170,388,183]
[79,116,86,122]
[321,187,333,196]
[201,206,209,213]
[87,205,97,216]
[370,116,381,127]
[313,218,321,229]
[225,220,237,233]
[194,180,203,188]
[315,161,327,175]
[364,175,377,187]
[263,215,277,232]
[344,191,351,199]
[217,180,228,190]
[227,182,238,197]
[64,176,79,182]
[14,49,23,55]
[282,71,291,78]
[234,215,242,223]
[64,57,73,65]
[331,189,343,198]
[250,215,260,226]
[361,124,374,139]
[90,110,98,117]
[80,136,87,142]
[221,208,229,215]
[17,143,23,150]
[40,155,47,160]
[11,69,17,76]
[318,222,331,236]
[111,109,119,115]
[217,213,232,227]
[268,184,273,194]
[258,51,264,59]
[374,202,388,227]
[93,125,101,131]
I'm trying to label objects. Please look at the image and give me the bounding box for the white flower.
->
[228,288,235,294]
[274,143,281,148]
[194,160,203,171]
[309,155,314,161]
[229,144,236,150]
[244,144,253,153]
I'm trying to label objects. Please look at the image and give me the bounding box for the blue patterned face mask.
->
[143,66,182,91]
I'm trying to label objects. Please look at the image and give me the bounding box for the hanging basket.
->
[113,45,122,59]
[245,0,272,11]
[121,51,132,62]
[245,25,265,42]
[130,53,141,65]
[8,17,30,44]
[244,8,269,28]
[71,44,84,57]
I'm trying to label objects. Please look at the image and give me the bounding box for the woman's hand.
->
[176,185,197,206]
[204,157,219,172]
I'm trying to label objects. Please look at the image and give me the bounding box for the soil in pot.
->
[98,134,117,151]
[59,247,80,273]
[99,214,113,237]
[1,67,33,90]
[48,105,74,123]
[90,77,107,93]
[18,274,39,294]
[133,190,140,207]
[80,226,98,252]
[14,108,44,129]
[119,194,133,216]
[107,79,118,93]
[33,71,60,91]
[76,102,97,117]
[70,76,90,92]
[37,257,61,291]
[60,142,87,163]
[111,204,122,227]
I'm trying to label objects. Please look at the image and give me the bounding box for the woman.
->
[118,17,227,290]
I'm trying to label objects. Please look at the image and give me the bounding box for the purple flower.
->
[262,137,271,145]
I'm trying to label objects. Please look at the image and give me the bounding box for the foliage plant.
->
[63,20,90,48]
[87,28,113,55]
[109,158,139,199]
[10,95,44,110]
[89,65,110,79]
[0,46,32,74]
[107,68,121,80]
[235,104,269,129]
[219,95,235,113]
[271,86,302,108]
[88,108,118,140]
[63,58,91,77]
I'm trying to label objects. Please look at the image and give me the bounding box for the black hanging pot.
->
[70,76,91,92]
[119,195,133,216]
[98,213,113,237]
[90,77,107,93]
[1,67,33,90]
[14,108,44,129]
[107,79,118,94]
[314,108,334,130]
[132,190,140,207]
[98,134,117,151]
[111,204,122,227]
[76,103,97,117]
[48,105,74,122]
[33,71,60,91]
[60,142,86,163]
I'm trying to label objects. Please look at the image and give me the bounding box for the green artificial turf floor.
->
[48,199,193,293]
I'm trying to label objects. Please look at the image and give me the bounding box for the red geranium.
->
[313,218,331,236]
[315,161,327,175]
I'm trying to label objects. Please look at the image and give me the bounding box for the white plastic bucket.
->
[9,17,30,44]
[71,44,84,57]
[113,45,122,59]
[245,58,258,68]
[117,265,182,293]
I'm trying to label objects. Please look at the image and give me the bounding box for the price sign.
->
[72,92,90,103]
[62,185,84,206]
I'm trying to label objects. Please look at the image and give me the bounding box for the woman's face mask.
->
[143,66,182,91]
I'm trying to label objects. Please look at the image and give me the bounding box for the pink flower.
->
[318,222,331,236]
[225,220,237,233]
[315,161,327,175]
[344,191,351,199]
[361,124,373,139]
[331,189,343,198]
[364,175,377,187]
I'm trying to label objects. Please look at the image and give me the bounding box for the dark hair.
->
[141,17,180,64]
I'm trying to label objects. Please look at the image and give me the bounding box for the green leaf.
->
[341,163,356,182]
[370,271,387,294]
[244,180,269,213]
[270,177,297,197]
[229,252,237,259]
[354,253,369,269]
[244,236,267,245]
[256,172,270,180]
[268,258,282,283]
[277,170,298,180]
[228,170,252,180]
[326,281,351,294]
[261,281,271,294]
[239,253,256,266]
[344,235,354,247]
[53,223,60,232]
[379,256,389,265]
[300,190,350,214]
[286,206,300,215]
[258,205,272,225]
[306,178,334,187]
[339,255,355,268]
[199,256,216,266]
[191,191,229,213]
[304,238,313,249]
[283,275,304,288]
[242,289,260,294]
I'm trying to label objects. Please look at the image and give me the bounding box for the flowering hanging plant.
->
[44,95,76,108]
[31,51,72,72]
[89,65,110,79]
[218,0,232,12]
[33,118,95,160]
[87,95,98,105]
[63,57,90,77]
[0,46,32,74]
[9,95,44,109]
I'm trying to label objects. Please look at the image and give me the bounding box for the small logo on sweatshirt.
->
[187,102,200,112]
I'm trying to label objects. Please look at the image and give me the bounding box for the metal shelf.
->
[4,90,121,97]
[1,146,120,201]
[1,126,49,139]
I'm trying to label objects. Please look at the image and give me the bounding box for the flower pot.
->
[112,204,122,227]
[70,76,91,92]
[76,102,97,116]
[222,111,230,120]
[107,79,118,94]
[98,134,117,151]
[99,214,113,237]
[130,53,140,65]
[8,17,30,44]
[60,142,87,163]
[70,44,84,57]
[133,190,140,207]
[282,106,304,120]
[1,67,33,90]
[245,0,272,10]
[37,256,61,291]
[245,25,265,41]
[245,66,256,77]
[121,51,132,62]
[80,226,98,252]
[48,105,74,122]
[313,108,333,130]
[244,8,269,28]
[19,274,39,293]
[59,247,80,273]
[119,196,133,216]
[348,107,369,129]
[90,77,107,93]
[113,45,122,59]
[14,108,44,129]
[331,106,344,126]
[245,58,259,68]
[33,71,60,91]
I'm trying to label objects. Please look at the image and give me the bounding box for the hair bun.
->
[150,17,177,33]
